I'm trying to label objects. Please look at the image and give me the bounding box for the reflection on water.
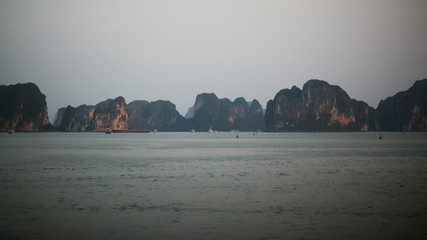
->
[1,132,427,239]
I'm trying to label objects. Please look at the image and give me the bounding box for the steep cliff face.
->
[58,105,95,131]
[191,93,264,131]
[228,97,249,124]
[229,98,265,131]
[265,80,371,131]
[128,100,150,129]
[58,97,128,131]
[0,83,50,131]
[376,79,427,131]
[53,107,66,127]
[89,97,128,131]
[192,93,229,131]
[128,100,186,131]
[248,99,265,130]
[57,97,186,131]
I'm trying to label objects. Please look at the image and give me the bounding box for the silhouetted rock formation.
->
[90,97,128,131]
[265,80,372,131]
[53,107,66,127]
[128,100,186,131]
[56,97,186,132]
[230,98,264,131]
[10,79,426,132]
[0,83,51,131]
[58,105,95,131]
[58,97,128,131]
[376,79,427,131]
[189,93,264,131]
[184,106,194,119]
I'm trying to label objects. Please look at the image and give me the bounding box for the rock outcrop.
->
[89,97,128,131]
[12,79,425,132]
[229,98,264,131]
[53,107,66,127]
[265,80,372,131]
[128,100,186,131]
[184,106,194,119]
[375,79,427,131]
[58,97,128,131]
[189,93,264,131]
[58,105,95,131]
[0,83,51,131]
[56,97,186,131]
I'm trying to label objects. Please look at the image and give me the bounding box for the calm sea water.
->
[1,132,427,240]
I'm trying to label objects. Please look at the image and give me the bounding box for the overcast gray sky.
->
[1,0,426,122]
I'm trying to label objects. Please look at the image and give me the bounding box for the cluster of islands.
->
[1,79,426,133]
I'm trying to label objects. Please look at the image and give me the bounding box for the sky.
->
[1,0,426,122]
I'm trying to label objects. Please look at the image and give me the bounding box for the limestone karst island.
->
[1,79,426,132]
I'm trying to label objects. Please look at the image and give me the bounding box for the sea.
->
[1,132,427,240]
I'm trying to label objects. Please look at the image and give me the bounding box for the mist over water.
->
[1,132,427,239]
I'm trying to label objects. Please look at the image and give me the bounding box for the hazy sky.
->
[1,0,426,122]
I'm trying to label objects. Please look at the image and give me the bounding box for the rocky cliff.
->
[17,79,425,132]
[57,97,128,131]
[190,93,264,131]
[229,98,264,131]
[0,83,51,131]
[57,105,95,131]
[56,97,187,131]
[89,97,128,131]
[265,80,372,131]
[53,107,66,127]
[128,100,186,131]
[375,79,427,131]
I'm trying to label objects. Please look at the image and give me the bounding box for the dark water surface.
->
[1,132,427,239]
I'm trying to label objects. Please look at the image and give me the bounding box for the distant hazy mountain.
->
[0,83,51,131]
[184,106,194,119]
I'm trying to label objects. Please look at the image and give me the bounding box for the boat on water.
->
[112,129,150,133]
[8,130,14,135]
